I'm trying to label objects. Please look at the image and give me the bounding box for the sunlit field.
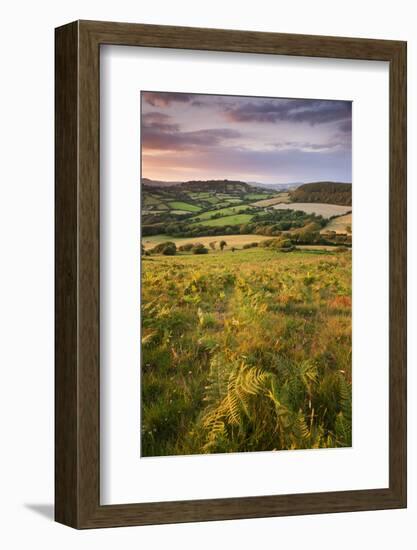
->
[272,202,351,217]
[142,233,274,250]
[141,247,352,457]
[320,213,352,234]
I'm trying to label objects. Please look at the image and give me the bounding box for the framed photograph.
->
[55,20,407,528]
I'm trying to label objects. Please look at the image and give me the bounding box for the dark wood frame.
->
[55,20,407,529]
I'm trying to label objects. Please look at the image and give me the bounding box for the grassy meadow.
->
[141,245,352,457]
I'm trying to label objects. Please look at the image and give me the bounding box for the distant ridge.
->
[142,177,184,188]
[142,178,264,194]
[142,177,301,193]
[248,181,302,191]
[141,178,351,200]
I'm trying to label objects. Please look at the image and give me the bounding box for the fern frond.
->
[239,365,268,395]
[335,412,351,445]
[292,410,310,443]
[201,360,271,449]
[338,373,352,418]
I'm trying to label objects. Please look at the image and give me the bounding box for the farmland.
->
[141,179,352,456]
[190,204,250,221]
[252,193,291,207]
[271,202,351,218]
[141,246,352,457]
[142,179,352,244]
[167,201,201,212]
[193,213,253,227]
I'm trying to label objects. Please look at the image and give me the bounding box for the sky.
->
[141,91,352,185]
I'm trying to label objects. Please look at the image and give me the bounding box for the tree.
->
[178,242,194,252]
[151,241,177,255]
[219,240,227,251]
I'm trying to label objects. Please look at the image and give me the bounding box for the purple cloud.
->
[225,99,352,126]
[272,139,348,152]
[337,119,352,134]
[142,91,194,107]
[142,124,241,152]
[142,112,180,132]
[141,91,352,183]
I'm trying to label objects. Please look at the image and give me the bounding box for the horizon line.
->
[141,177,352,185]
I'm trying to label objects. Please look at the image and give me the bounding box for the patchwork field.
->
[141,247,352,457]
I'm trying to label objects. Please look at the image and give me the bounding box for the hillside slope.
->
[290,182,352,206]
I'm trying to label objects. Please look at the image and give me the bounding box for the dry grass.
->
[321,213,352,234]
[252,193,291,207]
[272,202,351,218]
[141,247,352,457]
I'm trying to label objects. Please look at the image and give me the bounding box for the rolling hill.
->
[290,182,352,206]
[142,178,264,195]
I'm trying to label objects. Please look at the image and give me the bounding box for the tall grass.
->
[141,248,351,456]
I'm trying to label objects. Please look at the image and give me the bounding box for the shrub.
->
[151,241,177,255]
[192,243,209,254]
[242,242,259,249]
[259,238,277,248]
[260,238,295,251]
[178,242,194,252]
[276,239,294,249]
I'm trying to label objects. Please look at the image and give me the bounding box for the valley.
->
[141,179,352,456]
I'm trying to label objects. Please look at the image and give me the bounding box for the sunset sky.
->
[141,91,352,185]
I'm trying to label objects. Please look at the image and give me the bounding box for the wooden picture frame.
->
[55,20,407,529]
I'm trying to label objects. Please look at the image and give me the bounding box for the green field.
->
[193,213,253,227]
[223,198,244,204]
[205,197,221,204]
[245,193,274,200]
[141,246,352,457]
[188,192,211,199]
[167,201,201,212]
[191,204,250,221]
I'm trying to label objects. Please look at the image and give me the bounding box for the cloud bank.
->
[141,91,352,184]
